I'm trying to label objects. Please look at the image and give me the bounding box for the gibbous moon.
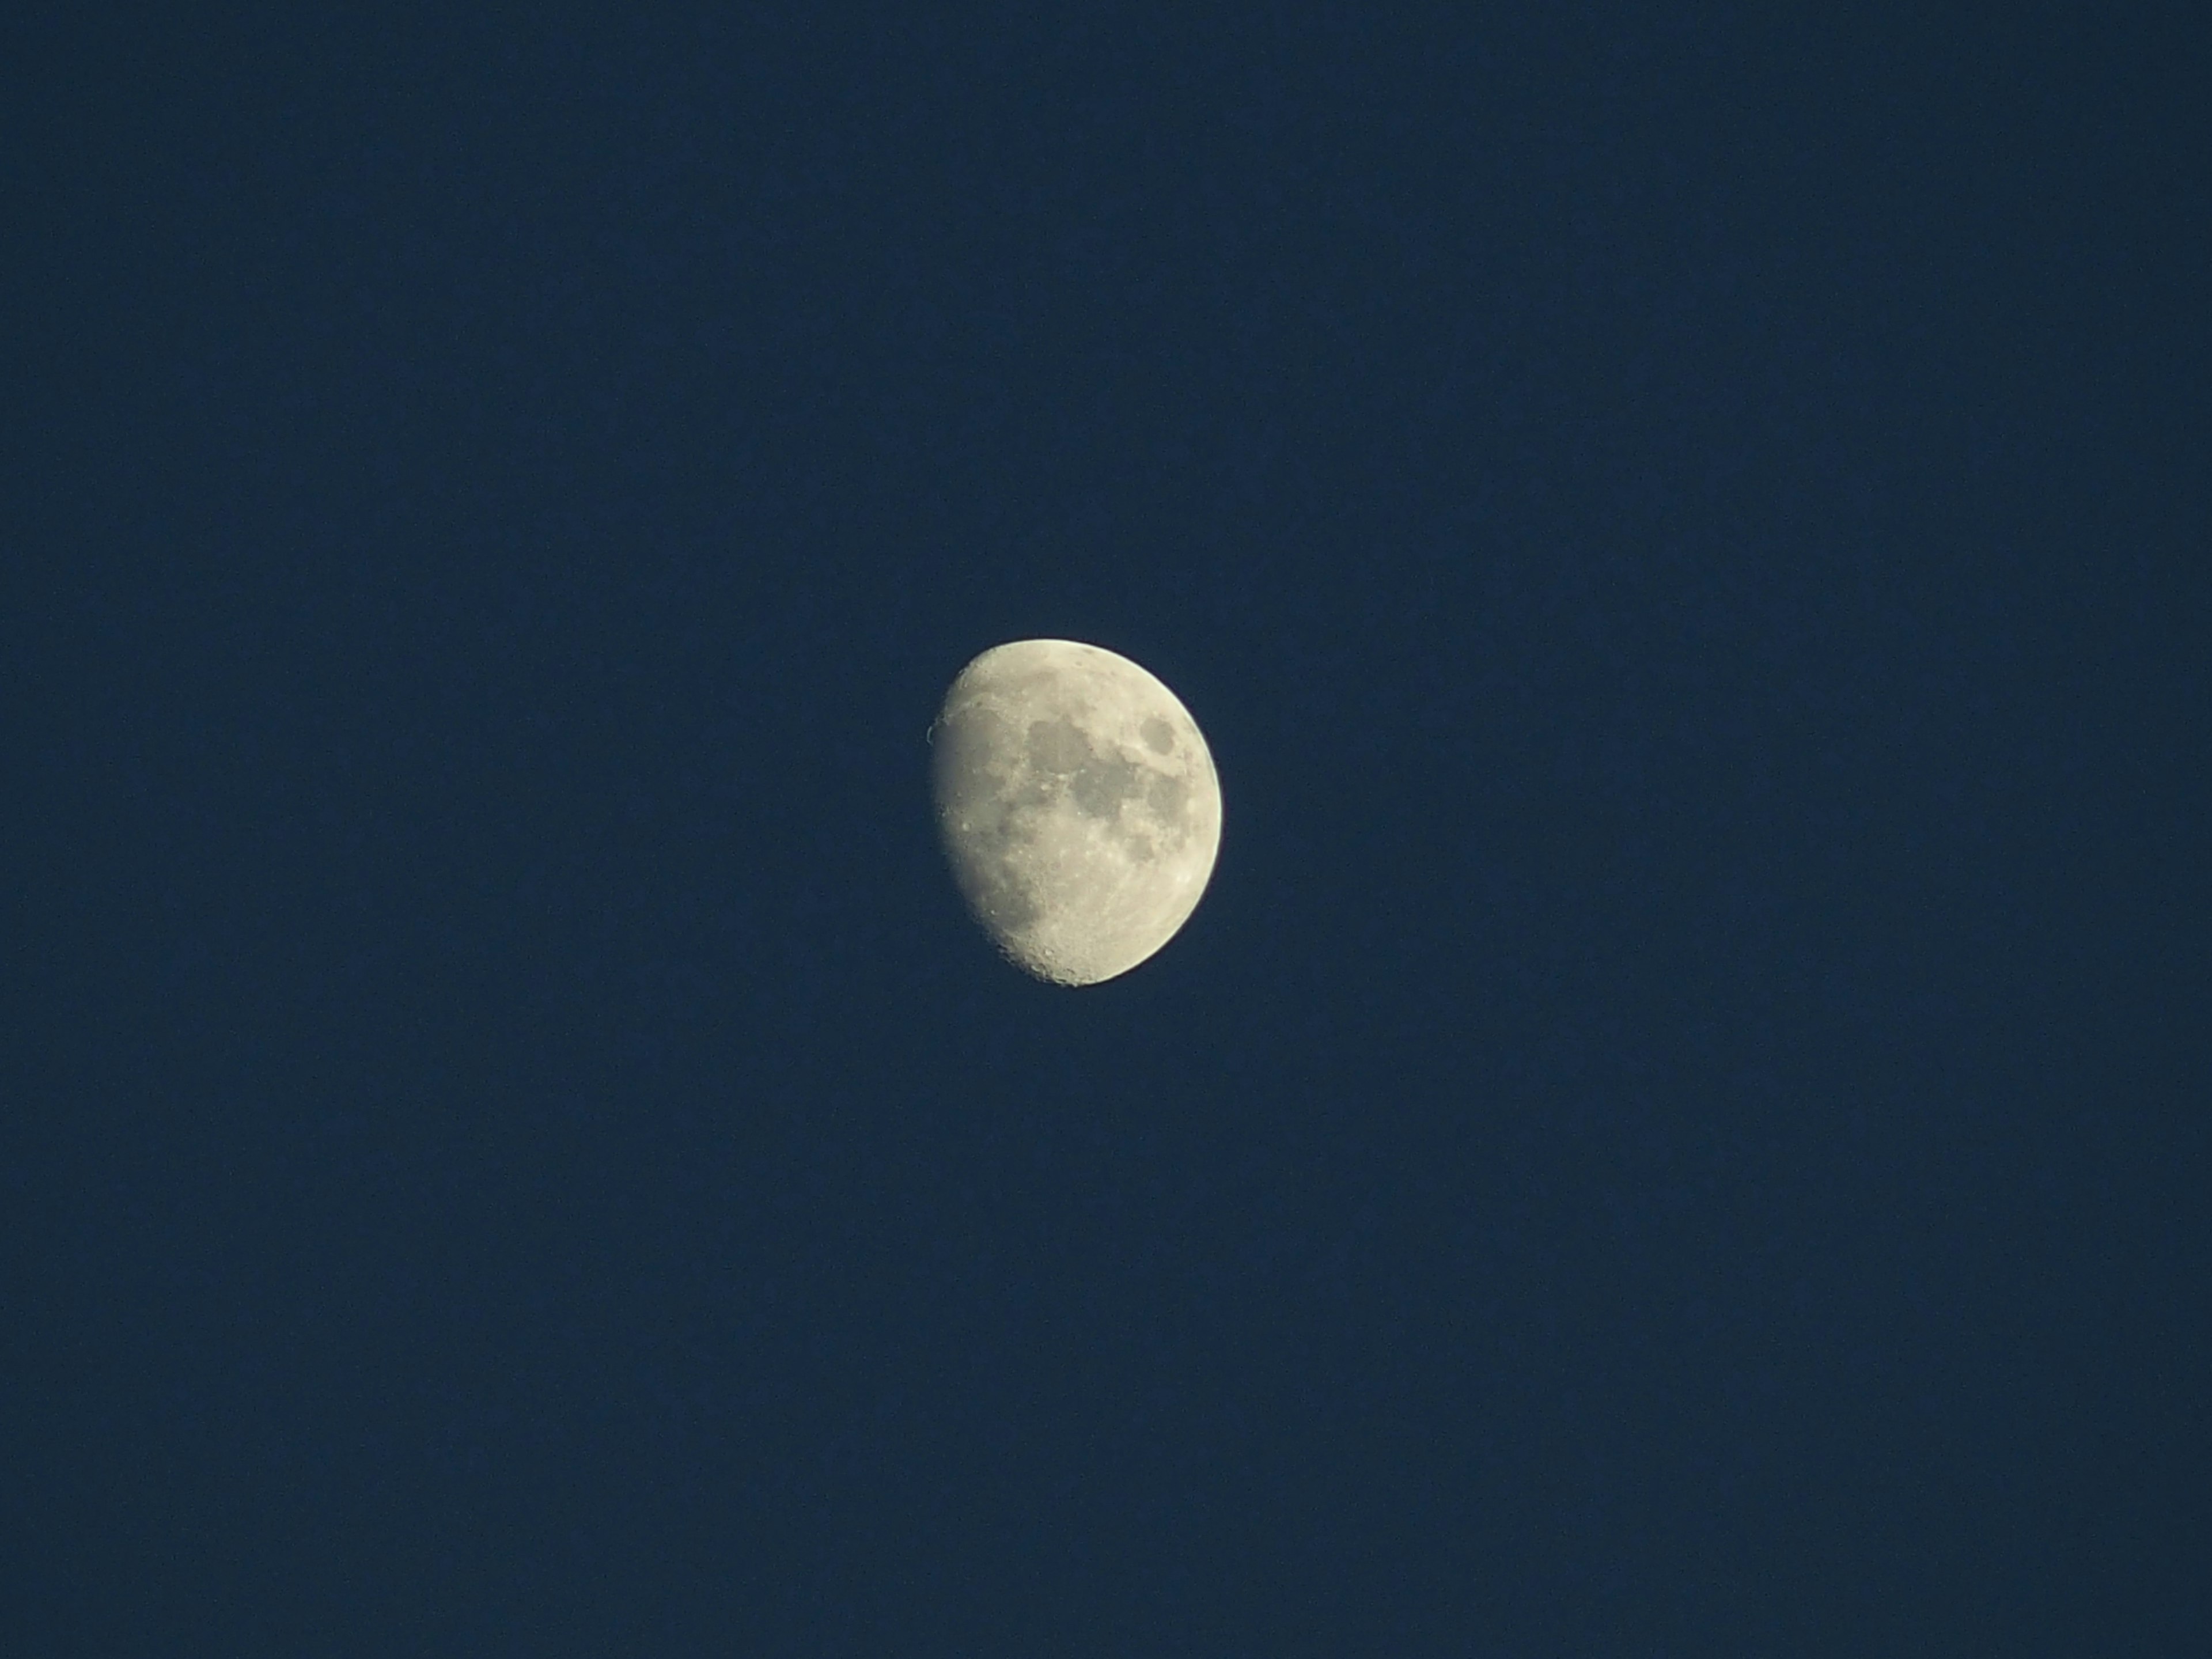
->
[931,639,1222,986]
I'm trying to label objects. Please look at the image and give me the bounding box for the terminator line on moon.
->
[930,640,1222,985]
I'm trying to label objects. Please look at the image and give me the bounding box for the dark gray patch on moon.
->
[1141,717,1175,754]
[1024,716,1092,774]
[1070,753,1143,819]
[1146,773,1188,824]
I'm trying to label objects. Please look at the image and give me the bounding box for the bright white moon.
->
[931,639,1222,986]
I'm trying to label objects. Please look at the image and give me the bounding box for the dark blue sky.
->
[8,6,2206,1653]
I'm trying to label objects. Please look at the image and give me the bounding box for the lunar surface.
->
[931,639,1222,986]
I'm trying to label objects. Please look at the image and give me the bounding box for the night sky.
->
[9,7,2207,1653]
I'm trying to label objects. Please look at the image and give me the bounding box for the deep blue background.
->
[7,6,2206,1652]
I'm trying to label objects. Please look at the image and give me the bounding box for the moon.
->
[930,639,1222,986]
